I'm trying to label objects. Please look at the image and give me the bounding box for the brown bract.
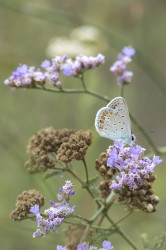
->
[25,127,92,173]
[95,152,116,179]
[57,130,93,163]
[10,190,44,221]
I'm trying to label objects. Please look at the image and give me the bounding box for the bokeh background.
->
[0,0,166,249]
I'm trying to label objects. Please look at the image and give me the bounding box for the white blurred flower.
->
[46,37,96,57]
[70,25,100,43]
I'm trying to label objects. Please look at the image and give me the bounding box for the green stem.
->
[80,74,87,91]
[70,214,90,223]
[68,168,96,199]
[89,192,116,223]
[82,158,89,185]
[105,214,139,250]
[114,211,133,225]
[80,224,90,243]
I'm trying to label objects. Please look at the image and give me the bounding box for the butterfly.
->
[95,97,135,145]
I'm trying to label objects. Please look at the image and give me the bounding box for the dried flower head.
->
[99,180,112,199]
[95,152,116,179]
[65,225,86,250]
[10,190,44,221]
[25,127,75,173]
[57,130,93,163]
[107,142,162,212]
[95,152,116,198]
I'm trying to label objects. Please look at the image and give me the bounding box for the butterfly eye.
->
[132,134,136,142]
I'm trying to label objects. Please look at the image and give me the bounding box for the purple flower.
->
[4,64,46,88]
[77,243,88,250]
[110,46,135,85]
[57,180,75,201]
[62,61,79,76]
[117,70,133,85]
[122,46,136,57]
[32,229,45,238]
[56,246,68,250]
[56,241,114,250]
[152,155,163,166]
[30,204,40,215]
[41,60,51,69]
[102,240,114,250]
[29,181,75,238]
[107,142,162,191]
[62,53,105,77]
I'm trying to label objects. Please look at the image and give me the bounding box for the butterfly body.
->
[95,97,135,145]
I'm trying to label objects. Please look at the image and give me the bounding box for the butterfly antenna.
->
[134,130,156,136]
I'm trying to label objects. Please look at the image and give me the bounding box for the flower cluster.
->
[110,46,136,85]
[62,54,105,77]
[30,181,76,238]
[10,190,44,221]
[4,54,105,89]
[107,142,162,212]
[4,64,46,88]
[57,240,114,250]
[25,127,93,173]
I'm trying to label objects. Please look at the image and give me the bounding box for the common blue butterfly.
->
[95,97,135,145]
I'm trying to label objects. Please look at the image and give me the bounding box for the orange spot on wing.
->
[101,116,105,119]
[100,120,104,123]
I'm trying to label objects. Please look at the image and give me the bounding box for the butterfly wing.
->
[95,97,132,144]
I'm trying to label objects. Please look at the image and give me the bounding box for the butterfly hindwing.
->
[95,97,132,144]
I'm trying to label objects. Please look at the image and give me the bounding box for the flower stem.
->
[105,214,139,250]
[80,74,87,91]
[82,158,89,185]
[67,168,96,199]
[114,211,133,225]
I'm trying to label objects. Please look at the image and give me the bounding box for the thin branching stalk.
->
[82,158,89,185]
[114,211,133,225]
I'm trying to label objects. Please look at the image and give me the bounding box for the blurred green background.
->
[0,0,166,249]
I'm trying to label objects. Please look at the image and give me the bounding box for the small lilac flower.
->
[56,241,114,250]
[57,180,75,201]
[122,46,136,57]
[41,60,51,69]
[152,155,163,166]
[62,61,79,76]
[32,229,45,238]
[62,53,105,77]
[30,204,40,215]
[102,240,114,250]
[4,64,46,88]
[29,181,75,238]
[77,243,89,250]
[110,46,135,85]
[107,142,162,191]
[117,70,133,85]
[56,246,68,250]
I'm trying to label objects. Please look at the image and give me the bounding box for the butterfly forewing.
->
[95,97,132,144]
